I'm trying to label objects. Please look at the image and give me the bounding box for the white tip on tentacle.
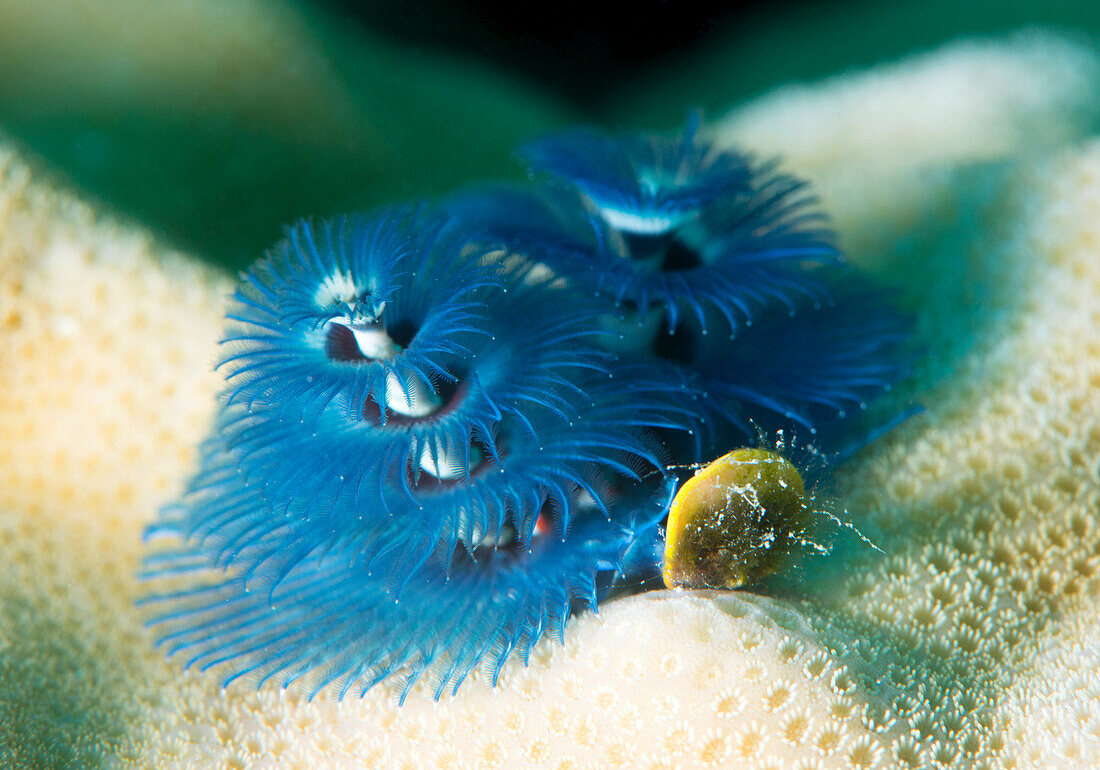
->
[323,318,401,360]
[599,206,680,235]
[384,373,442,419]
[314,272,361,309]
[419,436,484,481]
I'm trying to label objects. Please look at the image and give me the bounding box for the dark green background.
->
[1,0,1096,270]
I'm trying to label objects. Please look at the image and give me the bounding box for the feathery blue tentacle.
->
[692,283,913,436]
[143,477,678,702]
[516,120,842,335]
[149,362,703,594]
[220,206,500,425]
[142,120,914,702]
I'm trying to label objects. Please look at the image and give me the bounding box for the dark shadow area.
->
[319,0,785,111]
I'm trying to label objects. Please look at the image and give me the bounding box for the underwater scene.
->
[2,1,1100,767]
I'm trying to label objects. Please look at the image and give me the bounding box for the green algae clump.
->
[663,448,811,590]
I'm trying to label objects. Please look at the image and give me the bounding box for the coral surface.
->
[2,28,1100,770]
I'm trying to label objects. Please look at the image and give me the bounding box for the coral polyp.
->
[141,122,910,700]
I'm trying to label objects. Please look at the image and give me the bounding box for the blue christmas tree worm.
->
[141,122,910,700]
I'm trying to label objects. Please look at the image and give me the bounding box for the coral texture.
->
[713,30,1100,244]
[2,29,1100,770]
[0,146,229,767]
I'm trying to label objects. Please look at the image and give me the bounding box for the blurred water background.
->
[0,0,1097,270]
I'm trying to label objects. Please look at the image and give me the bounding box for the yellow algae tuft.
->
[664,449,811,590]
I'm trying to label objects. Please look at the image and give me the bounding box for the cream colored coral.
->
[4,30,1100,770]
[809,144,1100,768]
[715,31,1099,176]
[0,146,228,553]
[1002,603,1100,767]
[712,31,1100,265]
[0,145,228,766]
[136,592,899,770]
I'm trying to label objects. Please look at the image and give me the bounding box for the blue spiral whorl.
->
[142,121,913,701]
